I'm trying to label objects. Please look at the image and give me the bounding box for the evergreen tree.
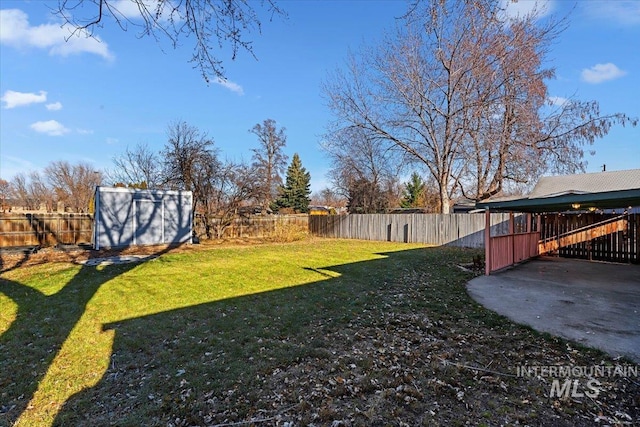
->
[271,153,311,213]
[400,172,426,208]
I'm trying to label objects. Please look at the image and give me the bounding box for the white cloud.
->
[30,120,70,136]
[106,137,119,144]
[582,1,640,27]
[501,0,554,20]
[214,77,244,95]
[0,8,114,60]
[110,0,173,21]
[548,96,568,106]
[46,101,63,111]
[77,128,94,134]
[110,0,145,18]
[581,63,627,84]
[1,90,47,109]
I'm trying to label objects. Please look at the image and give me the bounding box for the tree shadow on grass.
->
[0,248,178,426]
[1,198,191,425]
[49,248,445,426]
[51,246,640,427]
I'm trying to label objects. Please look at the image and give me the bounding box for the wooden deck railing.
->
[487,232,540,274]
[485,211,541,275]
[538,214,629,255]
[484,212,634,274]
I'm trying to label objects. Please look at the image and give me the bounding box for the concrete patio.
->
[467,256,640,363]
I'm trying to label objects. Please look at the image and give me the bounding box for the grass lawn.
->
[0,239,637,426]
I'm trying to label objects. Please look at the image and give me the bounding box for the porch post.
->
[536,215,542,256]
[509,212,515,266]
[485,209,491,275]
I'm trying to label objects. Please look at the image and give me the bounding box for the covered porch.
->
[477,169,640,275]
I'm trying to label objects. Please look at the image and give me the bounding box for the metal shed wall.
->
[93,187,192,249]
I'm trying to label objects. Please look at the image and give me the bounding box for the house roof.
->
[476,169,640,213]
[528,169,640,198]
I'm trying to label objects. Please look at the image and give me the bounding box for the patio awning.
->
[476,189,640,213]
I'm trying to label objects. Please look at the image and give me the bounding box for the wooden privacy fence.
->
[194,214,309,239]
[0,213,93,247]
[309,213,515,248]
[0,213,309,248]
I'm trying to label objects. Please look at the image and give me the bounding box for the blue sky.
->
[1,0,639,193]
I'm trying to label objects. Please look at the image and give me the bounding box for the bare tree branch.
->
[54,0,286,82]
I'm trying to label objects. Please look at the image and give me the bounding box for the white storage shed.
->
[93,186,193,249]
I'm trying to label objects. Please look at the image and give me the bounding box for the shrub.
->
[267,218,309,243]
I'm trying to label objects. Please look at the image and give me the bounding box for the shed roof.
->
[95,186,192,197]
[476,169,640,213]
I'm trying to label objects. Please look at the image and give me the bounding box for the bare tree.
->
[190,155,223,240]
[8,172,54,211]
[344,178,401,214]
[162,121,260,239]
[109,142,163,189]
[457,12,636,202]
[249,119,288,211]
[0,179,10,211]
[54,0,286,82]
[29,171,56,212]
[209,161,257,239]
[44,161,102,212]
[311,187,347,208]
[324,127,403,213]
[323,0,636,213]
[10,173,38,210]
[162,120,220,219]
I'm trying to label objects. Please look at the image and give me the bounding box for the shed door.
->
[135,200,163,245]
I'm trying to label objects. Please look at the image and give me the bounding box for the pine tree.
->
[271,153,311,213]
[400,172,426,208]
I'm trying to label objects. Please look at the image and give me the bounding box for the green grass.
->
[1,239,637,426]
[0,239,425,426]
